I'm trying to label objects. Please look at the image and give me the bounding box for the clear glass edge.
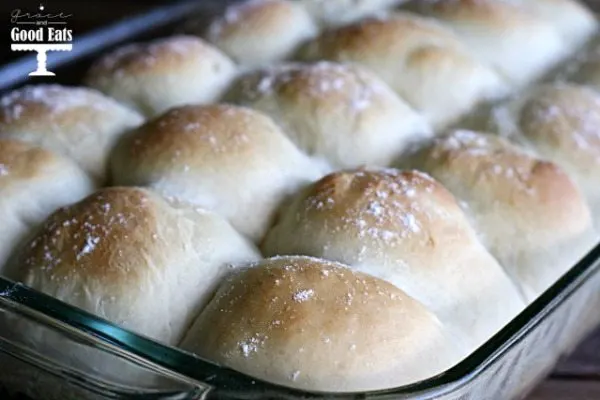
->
[0,243,598,400]
[0,337,207,400]
[0,0,599,398]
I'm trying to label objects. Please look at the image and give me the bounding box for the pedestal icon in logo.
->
[11,44,73,76]
[10,4,74,76]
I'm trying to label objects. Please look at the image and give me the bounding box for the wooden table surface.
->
[527,327,600,400]
[1,0,599,398]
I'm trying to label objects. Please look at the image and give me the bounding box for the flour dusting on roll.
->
[0,139,94,277]
[514,0,597,47]
[477,83,600,230]
[405,0,569,86]
[10,187,260,345]
[262,168,525,349]
[0,85,143,183]
[297,12,509,129]
[297,0,405,27]
[224,61,432,169]
[199,0,318,67]
[400,130,597,301]
[85,35,237,117]
[110,104,324,241]
[1,0,596,392]
[181,256,467,392]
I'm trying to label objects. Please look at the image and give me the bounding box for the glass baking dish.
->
[1,243,598,400]
[1,0,600,399]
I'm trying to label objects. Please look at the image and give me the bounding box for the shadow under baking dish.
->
[0,243,599,400]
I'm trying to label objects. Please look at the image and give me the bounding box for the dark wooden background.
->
[531,328,600,399]
[1,0,599,398]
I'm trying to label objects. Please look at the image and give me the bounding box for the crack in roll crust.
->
[11,187,260,345]
[85,35,237,117]
[0,85,144,183]
[400,130,597,300]
[224,61,432,169]
[180,256,467,392]
[0,139,94,277]
[297,12,509,129]
[262,168,525,349]
[110,104,324,242]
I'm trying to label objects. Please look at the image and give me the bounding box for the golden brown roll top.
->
[0,139,94,276]
[10,187,260,345]
[224,61,432,169]
[296,0,405,27]
[198,0,318,67]
[0,85,143,183]
[400,130,597,301]
[477,83,600,230]
[262,168,525,349]
[404,0,571,86]
[297,12,509,129]
[85,35,237,117]
[110,104,324,242]
[180,256,467,392]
